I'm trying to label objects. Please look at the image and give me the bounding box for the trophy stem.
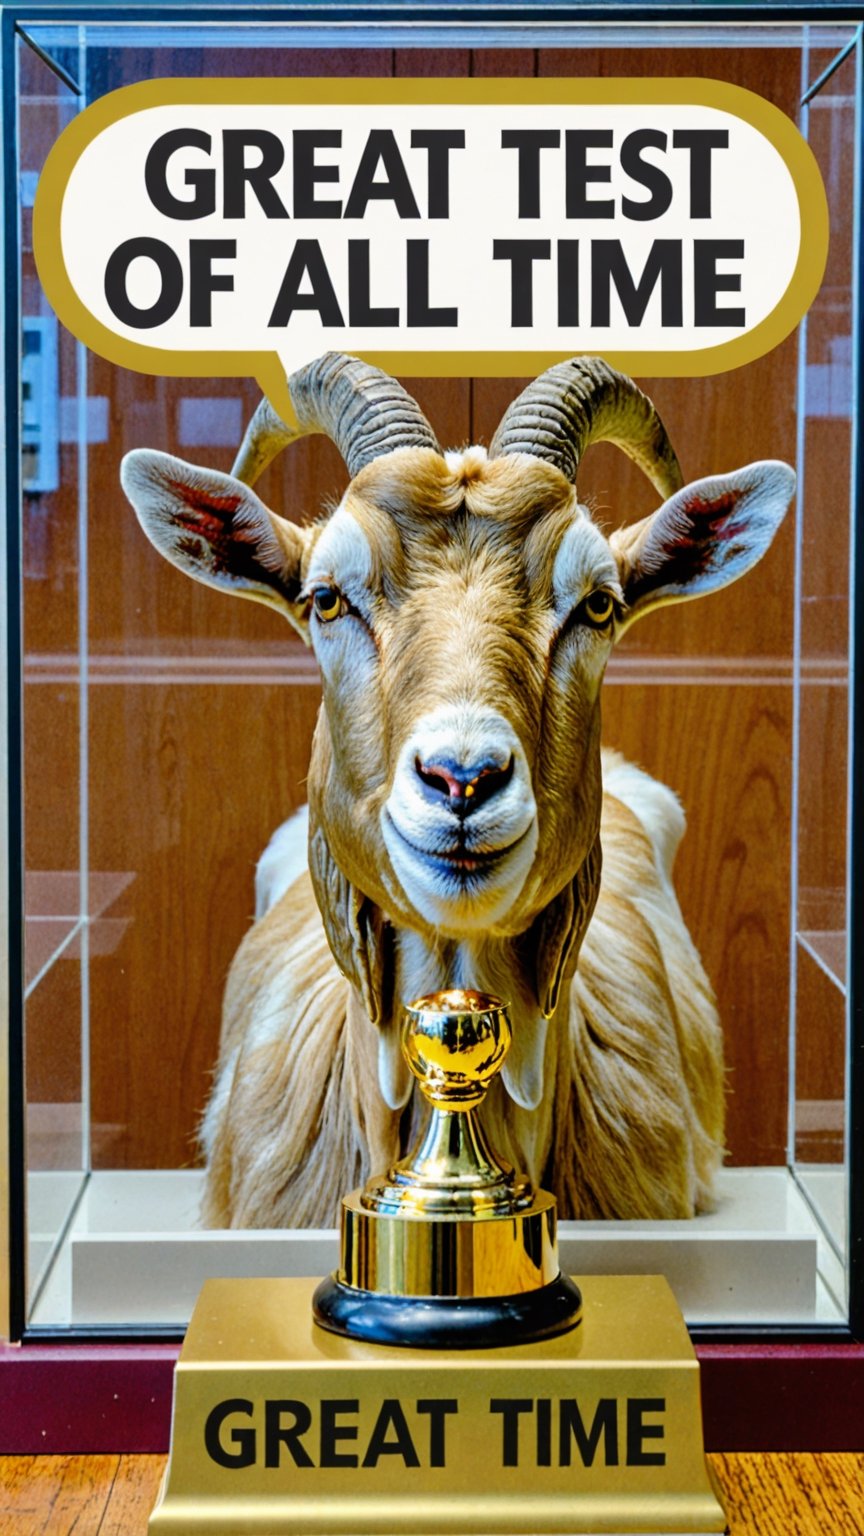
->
[313,990,582,1347]
[363,1100,530,1217]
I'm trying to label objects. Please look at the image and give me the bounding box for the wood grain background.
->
[18,38,852,1182]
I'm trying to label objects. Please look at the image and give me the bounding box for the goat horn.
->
[232,352,441,485]
[488,357,683,498]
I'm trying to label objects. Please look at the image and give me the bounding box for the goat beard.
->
[307,802,602,1121]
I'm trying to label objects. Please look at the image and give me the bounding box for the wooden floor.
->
[0,1454,861,1534]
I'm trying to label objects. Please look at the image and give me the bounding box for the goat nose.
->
[415,753,514,814]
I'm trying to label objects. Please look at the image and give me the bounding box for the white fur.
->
[249,756,685,1119]
[444,445,488,476]
[304,506,381,688]
[552,514,622,610]
[381,704,539,934]
[255,806,310,920]
[501,1009,548,1111]
[305,505,373,597]
[601,752,684,893]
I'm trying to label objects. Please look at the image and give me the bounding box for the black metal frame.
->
[3,0,863,1348]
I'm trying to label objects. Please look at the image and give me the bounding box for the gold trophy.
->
[149,990,728,1533]
[313,989,582,1347]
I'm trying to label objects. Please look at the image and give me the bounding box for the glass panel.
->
[791,40,856,1307]
[15,18,858,1333]
[20,35,87,1311]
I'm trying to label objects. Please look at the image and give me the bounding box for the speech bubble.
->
[34,76,828,422]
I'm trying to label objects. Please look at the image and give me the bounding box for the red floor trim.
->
[1,1341,863,1454]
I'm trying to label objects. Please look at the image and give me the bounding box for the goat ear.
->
[121,449,310,637]
[533,838,602,1020]
[610,460,795,635]
[307,821,393,1033]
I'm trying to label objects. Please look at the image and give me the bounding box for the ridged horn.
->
[489,357,683,499]
[232,352,441,486]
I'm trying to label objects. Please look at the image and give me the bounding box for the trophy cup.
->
[313,988,582,1348]
[149,989,728,1534]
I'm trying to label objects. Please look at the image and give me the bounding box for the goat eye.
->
[581,590,615,628]
[312,586,345,622]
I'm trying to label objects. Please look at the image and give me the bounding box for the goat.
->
[121,353,794,1228]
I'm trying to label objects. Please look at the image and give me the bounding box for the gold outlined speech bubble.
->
[34,75,828,421]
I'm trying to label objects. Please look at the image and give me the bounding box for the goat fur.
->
[121,375,793,1232]
[200,749,723,1228]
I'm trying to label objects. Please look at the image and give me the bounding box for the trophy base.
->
[148,1274,728,1536]
[312,1270,583,1347]
[335,1185,565,1301]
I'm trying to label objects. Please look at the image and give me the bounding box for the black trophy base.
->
[312,1271,582,1349]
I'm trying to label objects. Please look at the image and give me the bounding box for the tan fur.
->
[120,361,795,1230]
[201,753,724,1228]
[122,426,795,1229]
[300,453,606,962]
[194,447,732,1226]
[201,873,401,1228]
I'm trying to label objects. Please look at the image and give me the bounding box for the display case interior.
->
[8,15,860,1336]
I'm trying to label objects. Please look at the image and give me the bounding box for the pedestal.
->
[148,1274,728,1535]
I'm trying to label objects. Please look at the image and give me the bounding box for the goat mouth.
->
[428,847,507,878]
[386,816,530,879]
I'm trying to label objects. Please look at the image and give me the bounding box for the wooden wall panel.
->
[794,947,845,1165]
[21,53,81,662]
[22,687,79,878]
[394,48,469,77]
[602,683,792,1167]
[25,956,82,1111]
[801,53,855,660]
[88,680,322,1169]
[797,684,848,935]
[800,420,851,664]
[24,953,83,1174]
[790,49,855,1130]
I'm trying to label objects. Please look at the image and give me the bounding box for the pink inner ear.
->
[167,477,284,591]
[171,480,242,539]
[685,488,737,528]
[630,486,750,604]
[677,488,751,555]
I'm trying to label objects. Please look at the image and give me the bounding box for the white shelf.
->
[26,1166,845,1330]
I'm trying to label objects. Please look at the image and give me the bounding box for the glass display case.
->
[3,5,862,1352]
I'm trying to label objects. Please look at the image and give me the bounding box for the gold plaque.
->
[148,1273,728,1535]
